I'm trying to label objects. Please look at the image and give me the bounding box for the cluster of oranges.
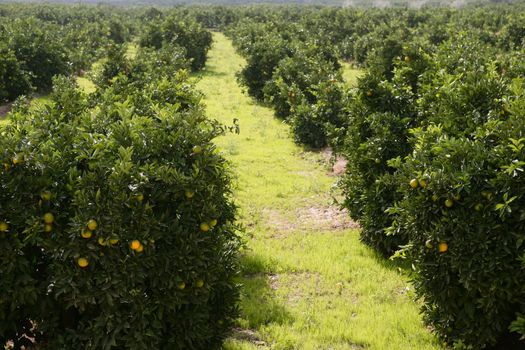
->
[410,178,461,209]
[425,239,448,253]
[41,191,54,232]
[200,219,218,232]
[78,219,148,268]
[409,178,427,189]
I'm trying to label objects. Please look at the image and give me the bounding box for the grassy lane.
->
[341,62,362,86]
[197,32,443,350]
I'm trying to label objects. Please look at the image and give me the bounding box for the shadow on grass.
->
[196,67,229,79]
[368,243,413,275]
[235,252,293,330]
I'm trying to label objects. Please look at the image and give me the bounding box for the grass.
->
[196,32,444,350]
[341,61,362,86]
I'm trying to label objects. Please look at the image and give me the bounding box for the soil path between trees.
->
[196,32,443,350]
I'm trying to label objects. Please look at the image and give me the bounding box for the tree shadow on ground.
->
[233,252,292,333]
[195,67,228,79]
[369,246,413,275]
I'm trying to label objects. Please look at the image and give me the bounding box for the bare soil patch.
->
[231,328,267,347]
[321,147,348,176]
[264,205,359,234]
[0,101,14,118]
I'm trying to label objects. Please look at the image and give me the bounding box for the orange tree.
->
[0,49,239,349]
[391,80,525,347]
[139,14,212,72]
[339,33,524,347]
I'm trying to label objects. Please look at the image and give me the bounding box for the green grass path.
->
[197,32,443,350]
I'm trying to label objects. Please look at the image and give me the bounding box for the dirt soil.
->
[265,206,359,234]
[0,101,14,118]
[321,147,348,176]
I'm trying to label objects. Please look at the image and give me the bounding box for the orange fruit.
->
[136,193,144,202]
[0,222,8,232]
[98,237,107,246]
[438,242,448,253]
[425,240,433,249]
[77,257,89,268]
[200,223,210,232]
[445,199,454,208]
[43,213,54,224]
[195,279,204,288]
[177,282,186,290]
[409,179,418,189]
[192,145,202,154]
[41,191,52,201]
[431,194,439,202]
[81,230,92,239]
[185,190,194,199]
[109,238,119,245]
[474,203,483,211]
[87,219,98,231]
[419,179,427,188]
[135,244,144,253]
[130,240,141,250]
[44,224,53,233]
[210,219,218,227]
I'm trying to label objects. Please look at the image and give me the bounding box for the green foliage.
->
[93,44,131,88]
[289,79,348,149]
[263,44,341,120]
[392,93,525,347]
[1,17,70,91]
[140,15,212,71]
[0,4,134,101]
[339,21,525,350]
[0,36,239,350]
[0,43,32,102]
[340,56,420,254]
[235,32,292,100]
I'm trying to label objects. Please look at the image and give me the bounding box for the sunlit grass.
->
[77,76,96,94]
[126,42,139,59]
[0,117,8,127]
[341,61,362,87]
[197,32,443,350]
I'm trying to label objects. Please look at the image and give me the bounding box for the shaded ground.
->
[0,101,13,117]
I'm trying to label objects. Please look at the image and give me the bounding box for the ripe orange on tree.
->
[87,219,98,231]
[77,257,89,268]
[44,213,55,224]
[438,242,448,253]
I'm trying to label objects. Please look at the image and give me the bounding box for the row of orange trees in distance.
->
[0,5,132,103]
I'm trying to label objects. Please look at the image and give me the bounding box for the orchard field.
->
[1,2,525,350]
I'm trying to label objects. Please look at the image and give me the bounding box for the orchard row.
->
[0,7,238,349]
[222,4,525,349]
